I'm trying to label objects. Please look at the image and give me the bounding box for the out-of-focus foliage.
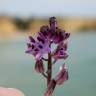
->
[0,15,96,38]
[14,17,34,31]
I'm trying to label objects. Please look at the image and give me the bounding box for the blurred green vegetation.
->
[14,17,34,31]
[0,15,96,38]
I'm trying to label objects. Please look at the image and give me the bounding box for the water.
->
[0,32,96,96]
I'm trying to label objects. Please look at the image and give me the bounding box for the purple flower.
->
[52,42,68,62]
[35,59,44,73]
[55,64,68,85]
[26,33,50,60]
[25,25,51,60]
[25,17,70,96]
[48,17,70,44]
[44,79,56,96]
[26,17,70,60]
[50,30,70,44]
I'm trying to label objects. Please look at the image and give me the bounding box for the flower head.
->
[26,33,50,60]
[26,17,70,60]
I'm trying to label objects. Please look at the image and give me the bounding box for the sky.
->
[0,0,96,18]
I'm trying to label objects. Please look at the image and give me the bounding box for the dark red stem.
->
[47,52,52,86]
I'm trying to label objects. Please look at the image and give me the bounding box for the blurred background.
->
[0,0,96,96]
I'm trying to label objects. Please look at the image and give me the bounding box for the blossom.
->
[44,79,56,96]
[26,17,70,60]
[0,87,24,96]
[52,42,68,62]
[25,17,70,96]
[35,59,44,73]
[25,25,51,60]
[26,33,50,60]
[55,64,68,85]
[48,17,70,44]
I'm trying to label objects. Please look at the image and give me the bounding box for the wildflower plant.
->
[25,17,70,96]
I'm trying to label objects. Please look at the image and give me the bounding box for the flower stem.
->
[42,57,48,61]
[42,72,47,78]
[47,52,52,86]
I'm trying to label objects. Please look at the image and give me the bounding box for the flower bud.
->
[49,17,57,29]
[55,64,68,85]
[35,59,44,73]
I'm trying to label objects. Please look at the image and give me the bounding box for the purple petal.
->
[52,35,60,44]
[51,30,70,44]
[37,36,45,44]
[35,53,42,60]
[25,48,32,54]
[64,32,70,40]
[27,43,32,48]
[59,51,69,59]
[52,52,68,60]
[52,30,64,44]
[52,42,68,60]
[29,36,35,43]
